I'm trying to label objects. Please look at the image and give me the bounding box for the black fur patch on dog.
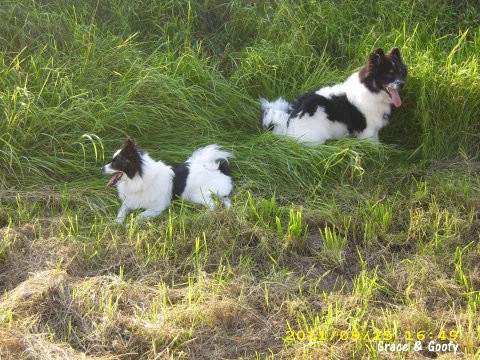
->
[288,92,367,133]
[217,159,230,176]
[171,163,190,199]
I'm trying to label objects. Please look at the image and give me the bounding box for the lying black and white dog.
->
[102,137,233,224]
[260,47,407,144]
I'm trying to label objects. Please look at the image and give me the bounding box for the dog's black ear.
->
[374,48,385,57]
[368,48,385,69]
[123,136,137,150]
[388,47,402,60]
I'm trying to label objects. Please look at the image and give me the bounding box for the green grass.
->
[1,0,479,359]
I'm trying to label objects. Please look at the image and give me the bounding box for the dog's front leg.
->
[116,203,131,224]
[357,129,379,141]
[136,208,164,222]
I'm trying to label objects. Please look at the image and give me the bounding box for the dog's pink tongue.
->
[108,173,122,186]
[390,88,402,107]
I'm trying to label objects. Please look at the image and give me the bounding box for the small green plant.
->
[278,205,308,250]
[319,225,348,269]
[454,243,474,294]
[247,192,283,228]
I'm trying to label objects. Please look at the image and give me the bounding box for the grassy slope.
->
[0,0,479,359]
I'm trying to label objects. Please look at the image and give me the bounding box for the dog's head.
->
[359,47,408,107]
[102,137,144,186]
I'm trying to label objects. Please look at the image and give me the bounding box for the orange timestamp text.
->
[284,328,460,343]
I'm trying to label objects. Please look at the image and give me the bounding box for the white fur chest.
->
[117,163,173,211]
[345,73,392,135]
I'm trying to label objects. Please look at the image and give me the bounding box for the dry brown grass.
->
[1,194,479,359]
[0,220,286,359]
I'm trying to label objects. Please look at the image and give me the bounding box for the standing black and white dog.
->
[260,47,407,144]
[102,137,233,224]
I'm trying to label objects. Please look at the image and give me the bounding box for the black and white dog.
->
[102,137,233,224]
[260,47,407,144]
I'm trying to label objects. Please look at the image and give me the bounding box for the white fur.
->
[260,97,291,135]
[104,145,233,224]
[261,71,392,144]
[183,145,233,209]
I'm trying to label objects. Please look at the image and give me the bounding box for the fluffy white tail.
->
[260,97,291,133]
[187,144,232,172]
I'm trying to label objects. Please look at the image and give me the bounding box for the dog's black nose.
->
[396,80,405,90]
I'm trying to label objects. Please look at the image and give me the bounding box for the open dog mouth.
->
[384,86,402,108]
[108,172,123,186]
